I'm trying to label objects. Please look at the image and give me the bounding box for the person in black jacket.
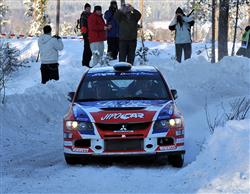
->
[115,4,141,65]
[169,7,194,63]
[80,3,92,67]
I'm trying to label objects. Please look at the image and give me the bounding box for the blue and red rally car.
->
[63,63,185,167]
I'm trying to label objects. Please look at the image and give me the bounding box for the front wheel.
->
[168,154,184,168]
[64,155,80,165]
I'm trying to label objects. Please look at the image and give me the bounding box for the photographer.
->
[115,4,141,65]
[169,7,194,63]
[38,25,64,84]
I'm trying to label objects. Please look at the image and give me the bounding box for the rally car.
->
[63,63,185,167]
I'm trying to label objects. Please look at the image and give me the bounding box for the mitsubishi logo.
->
[113,124,133,133]
[120,125,127,131]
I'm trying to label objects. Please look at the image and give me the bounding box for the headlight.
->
[154,120,169,131]
[66,121,94,131]
[168,118,182,128]
[154,118,182,131]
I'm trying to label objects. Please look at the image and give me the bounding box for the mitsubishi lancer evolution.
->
[63,63,185,167]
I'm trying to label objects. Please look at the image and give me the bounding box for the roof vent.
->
[113,62,132,71]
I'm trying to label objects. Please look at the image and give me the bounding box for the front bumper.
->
[64,150,185,159]
[63,137,185,156]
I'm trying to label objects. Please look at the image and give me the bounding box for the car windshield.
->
[75,72,170,101]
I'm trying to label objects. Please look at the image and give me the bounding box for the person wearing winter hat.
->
[79,3,92,67]
[88,5,110,67]
[104,0,119,60]
[38,25,64,84]
[114,3,141,65]
[236,25,250,58]
[169,7,194,63]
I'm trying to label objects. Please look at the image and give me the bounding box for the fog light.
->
[146,144,153,149]
[95,145,102,150]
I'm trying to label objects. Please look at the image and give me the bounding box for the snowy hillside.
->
[1,38,250,193]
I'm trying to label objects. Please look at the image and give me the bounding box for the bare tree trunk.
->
[218,0,229,61]
[231,0,239,56]
[121,0,125,6]
[33,0,37,19]
[56,0,60,35]
[211,0,216,63]
[140,0,144,18]
[248,5,250,24]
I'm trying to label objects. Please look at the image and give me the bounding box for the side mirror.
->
[171,89,178,100]
[67,92,75,102]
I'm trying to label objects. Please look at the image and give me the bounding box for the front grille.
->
[104,134,144,139]
[74,139,91,147]
[96,122,151,131]
[105,139,144,151]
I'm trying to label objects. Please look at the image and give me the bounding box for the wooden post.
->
[56,0,60,35]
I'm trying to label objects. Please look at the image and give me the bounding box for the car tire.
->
[168,154,184,168]
[64,155,80,165]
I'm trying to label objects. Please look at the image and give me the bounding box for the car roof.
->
[87,65,158,74]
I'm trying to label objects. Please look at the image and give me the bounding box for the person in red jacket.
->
[88,6,110,67]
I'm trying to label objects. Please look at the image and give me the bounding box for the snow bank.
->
[169,119,250,193]
[1,39,250,193]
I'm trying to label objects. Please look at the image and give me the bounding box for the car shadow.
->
[77,155,172,169]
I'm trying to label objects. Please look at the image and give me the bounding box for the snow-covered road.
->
[1,39,249,193]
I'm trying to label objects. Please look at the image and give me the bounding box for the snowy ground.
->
[0,38,250,194]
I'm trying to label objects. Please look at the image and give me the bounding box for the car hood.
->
[72,100,174,123]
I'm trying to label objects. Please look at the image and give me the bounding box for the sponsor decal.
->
[64,141,73,146]
[159,145,176,151]
[101,113,144,121]
[72,147,89,152]
[87,72,158,77]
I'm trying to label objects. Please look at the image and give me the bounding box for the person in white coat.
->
[169,7,194,63]
[38,25,64,84]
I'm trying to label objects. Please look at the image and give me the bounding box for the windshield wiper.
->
[76,98,101,102]
[124,97,158,100]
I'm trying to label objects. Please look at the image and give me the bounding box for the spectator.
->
[88,5,109,67]
[169,7,194,63]
[104,0,119,60]
[38,25,64,84]
[79,3,92,67]
[236,26,250,58]
[115,4,141,65]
